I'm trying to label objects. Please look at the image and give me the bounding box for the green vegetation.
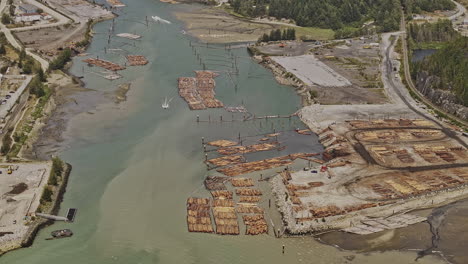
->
[48,157,64,186]
[40,186,53,203]
[412,37,468,106]
[1,128,13,155]
[402,0,455,14]
[49,48,72,71]
[1,14,11,24]
[229,0,402,32]
[258,28,296,42]
[408,19,458,46]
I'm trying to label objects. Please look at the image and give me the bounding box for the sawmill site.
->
[187,129,323,236]
[272,118,468,235]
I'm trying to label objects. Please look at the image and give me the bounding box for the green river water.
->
[0,0,445,263]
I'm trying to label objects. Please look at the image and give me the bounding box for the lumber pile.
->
[217,143,279,155]
[186,197,214,233]
[243,214,268,235]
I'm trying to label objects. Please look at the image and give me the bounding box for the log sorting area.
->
[178,71,224,110]
[187,130,321,236]
[273,118,468,235]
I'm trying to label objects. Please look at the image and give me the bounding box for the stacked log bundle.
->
[83,58,126,71]
[243,215,268,235]
[178,71,223,110]
[211,190,233,200]
[207,140,238,147]
[126,55,149,66]
[235,188,262,196]
[231,178,254,187]
[186,198,214,233]
[239,196,261,203]
[212,207,239,235]
[236,203,264,214]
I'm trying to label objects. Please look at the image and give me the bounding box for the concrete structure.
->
[18,3,38,14]
[14,13,41,23]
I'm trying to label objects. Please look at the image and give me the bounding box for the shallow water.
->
[0,0,445,263]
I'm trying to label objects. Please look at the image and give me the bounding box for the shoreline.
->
[0,0,115,254]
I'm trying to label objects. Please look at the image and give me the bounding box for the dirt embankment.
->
[174,7,281,43]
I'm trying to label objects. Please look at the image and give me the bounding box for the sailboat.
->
[162,97,172,109]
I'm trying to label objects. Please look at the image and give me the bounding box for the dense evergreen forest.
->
[229,0,455,35]
[408,19,458,44]
[411,36,468,106]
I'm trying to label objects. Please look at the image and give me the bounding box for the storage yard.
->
[272,118,468,234]
[178,71,224,110]
[0,162,52,252]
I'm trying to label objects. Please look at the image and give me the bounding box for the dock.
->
[66,208,77,222]
[83,58,126,71]
[116,33,141,40]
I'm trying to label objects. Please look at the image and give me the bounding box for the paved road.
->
[0,0,76,71]
[0,75,33,119]
[448,0,466,21]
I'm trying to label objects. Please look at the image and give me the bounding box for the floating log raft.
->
[126,55,148,66]
[204,176,227,190]
[211,190,233,200]
[207,155,245,167]
[217,143,279,155]
[178,71,223,110]
[236,188,262,196]
[231,178,254,187]
[217,153,317,177]
[83,58,126,71]
[236,203,264,214]
[212,207,239,235]
[243,214,268,235]
[239,196,261,203]
[187,197,214,233]
[207,140,237,147]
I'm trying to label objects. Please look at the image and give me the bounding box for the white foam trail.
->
[152,16,171,24]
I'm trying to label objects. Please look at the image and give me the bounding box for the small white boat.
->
[162,97,172,109]
[152,16,171,24]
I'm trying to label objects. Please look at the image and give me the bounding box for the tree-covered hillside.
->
[228,0,455,33]
[412,37,468,106]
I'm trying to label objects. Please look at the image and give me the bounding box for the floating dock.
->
[66,208,77,222]
[116,33,141,40]
[83,58,126,71]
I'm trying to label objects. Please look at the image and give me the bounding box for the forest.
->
[411,36,468,106]
[229,0,455,34]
